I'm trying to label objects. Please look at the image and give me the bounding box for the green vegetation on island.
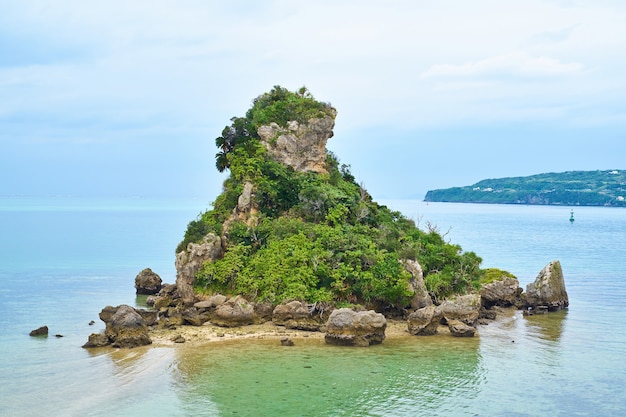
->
[178,86,500,311]
[424,170,626,207]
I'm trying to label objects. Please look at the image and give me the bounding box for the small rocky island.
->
[83,87,569,349]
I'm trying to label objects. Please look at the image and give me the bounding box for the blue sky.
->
[1,0,625,201]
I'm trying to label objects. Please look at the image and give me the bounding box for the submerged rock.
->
[448,320,476,337]
[324,308,386,347]
[525,260,569,311]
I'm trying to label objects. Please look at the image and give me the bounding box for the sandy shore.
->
[147,307,520,348]
[148,319,455,347]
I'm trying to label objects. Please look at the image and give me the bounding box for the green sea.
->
[1,198,624,416]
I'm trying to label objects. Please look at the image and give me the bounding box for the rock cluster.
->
[83,305,153,348]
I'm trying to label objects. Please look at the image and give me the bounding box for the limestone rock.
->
[280,337,295,347]
[29,325,48,337]
[175,233,223,301]
[104,305,152,348]
[211,296,256,327]
[448,319,476,337]
[402,259,432,309]
[257,111,336,174]
[324,308,386,347]
[437,293,482,326]
[480,277,522,308]
[525,260,569,311]
[134,268,162,295]
[407,305,441,336]
[272,301,322,331]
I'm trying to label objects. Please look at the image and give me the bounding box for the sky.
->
[2,0,625,202]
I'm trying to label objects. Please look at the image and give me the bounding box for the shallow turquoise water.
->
[1,199,625,416]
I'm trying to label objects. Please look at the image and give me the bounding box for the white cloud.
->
[421,51,584,79]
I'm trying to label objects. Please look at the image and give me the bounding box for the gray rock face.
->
[272,301,322,331]
[402,259,432,310]
[257,112,336,174]
[104,305,152,348]
[175,233,223,301]
[480,277,522,308]
[525,260,569,311]
[324,308,386,347]
[437,293,482,326]
[211,296,256,327]
[407,305,441,336]
[134,268,162,295]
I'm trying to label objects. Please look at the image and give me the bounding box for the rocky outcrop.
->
[175,233,223,301]
[480,277,522,308]
[402,259,432,310]
[525,260,569,311]
[134,268,162,295]
[272,301,323,331]
[407,305,441,336]
[438,293,481,326]
[324,308,386,347]
[211,295,257,327]
[104,305,152,348]
[257,111,336,174]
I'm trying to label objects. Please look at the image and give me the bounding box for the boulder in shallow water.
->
[324,308,386,347]
[82,333,110,348]
[29,325,49,337]
[104,305,152,348]
[525,260,569,311]
[134,268,162,295]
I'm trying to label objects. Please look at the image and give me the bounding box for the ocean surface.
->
[1,197,625,416]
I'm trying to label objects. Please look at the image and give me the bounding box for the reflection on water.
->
[175,337,482,417]
[523,309,567,343]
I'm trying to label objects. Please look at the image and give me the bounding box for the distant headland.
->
[424,170,626,207]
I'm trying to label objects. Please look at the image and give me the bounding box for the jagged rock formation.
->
[402,259,432,310]
[257,111,336,174]
[324,308,387,347]
[175,233,223,301]
[525,260,569,311]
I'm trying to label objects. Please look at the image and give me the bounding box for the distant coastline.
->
[424,169,626,207]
